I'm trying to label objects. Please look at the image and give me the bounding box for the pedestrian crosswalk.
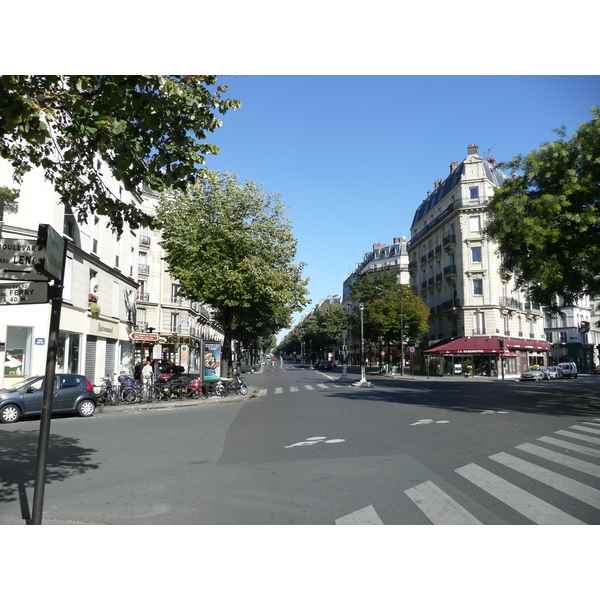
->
[404,418,600,525]
[255,383,345,397]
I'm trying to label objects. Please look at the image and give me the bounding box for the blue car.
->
[0,374,97,424]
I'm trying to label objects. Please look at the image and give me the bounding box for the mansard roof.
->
[410,153,508,228]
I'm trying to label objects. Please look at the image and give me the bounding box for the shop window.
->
[4,326,32,377]
[57,332,81,374]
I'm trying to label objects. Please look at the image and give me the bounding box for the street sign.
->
[0,281,49,305]
[409,347,415,353]
[0,239,47,281]
[129,332,159,342]
[35,224,65,282]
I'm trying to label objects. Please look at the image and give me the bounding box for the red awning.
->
[422,336,550,355]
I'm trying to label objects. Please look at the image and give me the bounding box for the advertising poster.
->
[204,342,221,381]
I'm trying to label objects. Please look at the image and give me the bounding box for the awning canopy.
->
[422,336,551,355]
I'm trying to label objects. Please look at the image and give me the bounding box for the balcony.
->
[443,264,457,278]
[435,244,442,255]
[443,234,456,251]
[139,235,150,247]
[137,293,150,302]
[138,264,150,275]
[499,296,522,310]
[408,260,418,271]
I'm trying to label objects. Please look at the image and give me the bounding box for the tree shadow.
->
[0,429,99,523]
[331,374,600,417]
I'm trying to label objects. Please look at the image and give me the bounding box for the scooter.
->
[215,373,248,396]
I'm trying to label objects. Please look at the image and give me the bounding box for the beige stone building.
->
[408,144,549,378]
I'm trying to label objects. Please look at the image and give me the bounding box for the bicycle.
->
[96,376,116,405]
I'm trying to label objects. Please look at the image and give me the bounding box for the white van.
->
[558,362,578,378]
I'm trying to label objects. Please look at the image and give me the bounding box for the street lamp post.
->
[353,302,373,387]
[400,291,405,377]
[338,326,353,382]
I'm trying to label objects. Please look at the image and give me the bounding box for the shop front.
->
[423,336,550,378]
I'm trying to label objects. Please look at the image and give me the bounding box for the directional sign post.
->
[0,281,49,305]
[0,239,47,281]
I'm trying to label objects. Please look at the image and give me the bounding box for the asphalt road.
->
[1,364,599,525]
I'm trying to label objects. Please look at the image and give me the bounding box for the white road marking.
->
[317,384,328,389]
[555,430,600,445]
[274,387,283,394]
[404,481,482,525]
[517,442,600,478]
[290,386,299,392]
[335,505,383,525]
[304,385,314,390]
[490,452,600,510]
[455,463,584,524]
[570,425,600,435]
[537,436,600,459]
[409,419,449,426]
[285,436,345,449]
[257,389,267,397]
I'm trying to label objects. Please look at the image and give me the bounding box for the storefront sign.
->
[0,281,49,304]
[130,332,159,342]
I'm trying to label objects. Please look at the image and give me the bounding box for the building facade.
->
[408,144,550,377]
[134,186,223,374]
[0,158,140,388]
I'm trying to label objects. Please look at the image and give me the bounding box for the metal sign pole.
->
[30,231,67,525]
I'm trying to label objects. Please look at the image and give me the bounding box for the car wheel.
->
[77,399,96,417]
[0,404,21,424]
[251,368,255,374]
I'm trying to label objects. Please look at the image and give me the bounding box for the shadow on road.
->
[0,429,99,523]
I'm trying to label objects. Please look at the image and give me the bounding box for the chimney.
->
[450,161,459,173]
[467,143,478,155]
[393,236,406,244]
[434,178,443,189]
[487,155,496,166]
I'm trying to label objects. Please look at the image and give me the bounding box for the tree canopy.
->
[484,106,600,311]
[0,75,240,234]
[348,271,430,347]
[156,171,309,374]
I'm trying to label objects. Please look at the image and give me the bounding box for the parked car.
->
[134,359,185,380]
[594,365,600,375]
[233,361,256,374]
[317,360,334,370]
[520,368,544,382]
[547,366,564,379]
[0,374,97,424]
[557,362,578,379]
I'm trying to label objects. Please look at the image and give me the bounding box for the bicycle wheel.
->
[122,388,137,404]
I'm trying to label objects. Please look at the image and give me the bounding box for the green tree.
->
[348,271,430,355]
[0,75,241,234]
[484,106,600,311]
[297,304,348,356]
[156,171,309,376]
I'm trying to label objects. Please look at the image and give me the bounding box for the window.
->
[559,331,567,343]
[473,279,483,295]
[92,217,99,254]
[57,332,81,373]
[170,312,180,333]
[474,312,486,335]
[469,216,481,232]
[471,246,482,262]
[112,282,120,317]
[470,187,479,199]
[5,326,32,377]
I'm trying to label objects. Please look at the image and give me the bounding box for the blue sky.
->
[201,75,600,339]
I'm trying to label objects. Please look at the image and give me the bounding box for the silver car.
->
[520,368,544,381]
[546,366,563,379]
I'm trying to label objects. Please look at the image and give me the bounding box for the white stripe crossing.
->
[517,443,600,478]
[274,387,283,394]
[538,436,600,459]
[555,430,600,445]
[455,463,584,524]
[404,481,482,525]
[490,452,600,510]
[317,384,329,389]
[582,421,600,428]
[304,385,314,390]
[290,386,299,392]
[570,425,600,435]
[335,505,384,525]
[257,389,267,397]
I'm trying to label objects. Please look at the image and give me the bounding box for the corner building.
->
[407,144,550,377]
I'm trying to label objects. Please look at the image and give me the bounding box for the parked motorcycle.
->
[215,373,248,397]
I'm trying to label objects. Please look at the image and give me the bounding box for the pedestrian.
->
[142,361,153,383]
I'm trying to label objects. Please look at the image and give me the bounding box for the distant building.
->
[408,144,550,378]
